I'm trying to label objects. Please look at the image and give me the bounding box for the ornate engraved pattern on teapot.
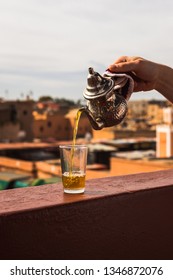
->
[82,67,129,130]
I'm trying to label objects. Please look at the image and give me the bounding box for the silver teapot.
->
[81,67,132,130]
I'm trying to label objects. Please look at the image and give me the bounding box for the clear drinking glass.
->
[59,145,88,194]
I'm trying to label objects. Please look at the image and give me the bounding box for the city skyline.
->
[0,0,173,101]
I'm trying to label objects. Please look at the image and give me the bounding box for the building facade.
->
[0,100,34,142]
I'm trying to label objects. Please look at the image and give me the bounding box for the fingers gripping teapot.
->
[81,67,134,130]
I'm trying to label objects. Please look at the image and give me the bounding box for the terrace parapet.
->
[0,169,173,260]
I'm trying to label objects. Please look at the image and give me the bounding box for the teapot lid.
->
[83,67,114,100]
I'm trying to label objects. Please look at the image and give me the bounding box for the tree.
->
[38,96,53,102]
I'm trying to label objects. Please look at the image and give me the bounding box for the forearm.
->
[155,64,173,103]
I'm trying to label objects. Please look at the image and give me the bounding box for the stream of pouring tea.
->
[70,109,83,173]
[72,109,83,147]
[62,109,85,190]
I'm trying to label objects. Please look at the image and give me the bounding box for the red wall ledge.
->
[0,169,173,260]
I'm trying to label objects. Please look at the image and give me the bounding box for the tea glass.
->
[59,145,88,194]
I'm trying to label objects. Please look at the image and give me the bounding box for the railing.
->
[0,169,173,260]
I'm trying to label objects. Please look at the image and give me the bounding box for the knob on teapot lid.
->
[83,67,114,100]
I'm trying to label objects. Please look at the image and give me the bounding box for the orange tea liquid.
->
[70,109,83,174]
[72,109,82,147]
[62,172,85,192]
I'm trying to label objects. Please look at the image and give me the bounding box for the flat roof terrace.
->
[0,141,69,151]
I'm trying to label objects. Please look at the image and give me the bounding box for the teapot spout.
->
[80,106,105,130]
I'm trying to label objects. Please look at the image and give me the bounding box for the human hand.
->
[108,56,160,92]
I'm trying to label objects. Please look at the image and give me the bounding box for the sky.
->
[0,0,173,101]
